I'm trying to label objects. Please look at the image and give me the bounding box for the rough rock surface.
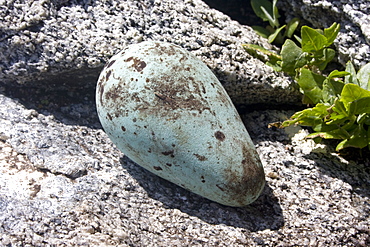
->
[0,88,369,246]
[1,0,370,246]
[0,0,300,106]
[278,0,370,68]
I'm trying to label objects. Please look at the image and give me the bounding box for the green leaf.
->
[261,6,278,28]
[357,63,370,90]
[336,124,368,151]
[329,79,345,95]
[340,83,370,111]
[327,70,350,80]
[266,62,282,71]
[268,25,286,43]
[322,81,335,104]
[344,60,359,85]
[357,113,370,125]
[242,43,283,71]
[271,0,280,27]
[321,71,347,103]
[323,22,340,45]
[301,26,328,52]
[322,79,344,104]
[242,44,281,62]
[307,128,350,140]
[312,48,336,71]
[285,18,300,38]
[242,44,267,62]
[312,120,344,132]
[280,39,306,75]
[335,140,348,151]
[294,35,302,44]
[251,0,274,23]
[331,99,349,120]
[281,103,329,127]
[297,68,326,104]
[349,97,370,115]
[252,26,271,38]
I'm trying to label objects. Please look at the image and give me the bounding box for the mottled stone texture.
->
[0,1,369,246]
[0,0,299,106]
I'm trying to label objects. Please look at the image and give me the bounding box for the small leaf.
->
[280,39,306,75]
[251,0,273,22]
[321,71,347,104]
[252,26,271,38]
[242,44,281,61]
[281,103,329,127]
[314,48,336,71]
[301,94,315,105]
[344,60,359,85]
[268,25,286,43]
[357,113,370,125]
[340,83,370,111]
[266,61,282,71]
[336,124,368,150]
[271,0,280,28]
[297,68,326,104]
[242,44,268,62]
[323,22,340,45]
[312,121,342,132]
[349,97,370,115]
[322,81,335,104]
[331,99,349,120]
[301,26,328,52]
[272,0,280,20]
[285,18,300,38]
[307,128,349,140]
[327,70,350,80]
[357,63,370,90]
[294,35,302,44]
[322,79,344,104]
[336,139,348,151]
[261,6,277,28]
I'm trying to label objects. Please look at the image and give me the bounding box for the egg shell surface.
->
[96,41,265,207]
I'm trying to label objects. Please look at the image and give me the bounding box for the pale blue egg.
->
[96,41,265,207]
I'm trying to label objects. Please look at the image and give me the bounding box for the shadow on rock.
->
[203,0,263,26]
[304,151,370,200]
[0,81,101,129]
[120,156,284,232]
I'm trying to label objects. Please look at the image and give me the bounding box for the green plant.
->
[281,62,370,151]
[250,0,300,44]
[243,23,340,80]
[244,20,370,151]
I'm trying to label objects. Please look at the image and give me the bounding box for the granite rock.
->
[279,0,370,68]
[0,0,369,246]
[0,89,369,246]
[0,0,300,106]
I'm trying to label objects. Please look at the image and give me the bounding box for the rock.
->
[0,0,300,106]
[96,41,265,206]
[0,91,369,245]
[0,0,369,245]
[279,0,370,68]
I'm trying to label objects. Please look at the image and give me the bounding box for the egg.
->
[96,41,265,207]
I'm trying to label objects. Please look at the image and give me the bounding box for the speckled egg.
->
[96,41,265,207]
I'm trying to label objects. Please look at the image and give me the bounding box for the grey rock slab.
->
[279,0,370,68]
[0,91,369,246]
[0,0,300,106]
